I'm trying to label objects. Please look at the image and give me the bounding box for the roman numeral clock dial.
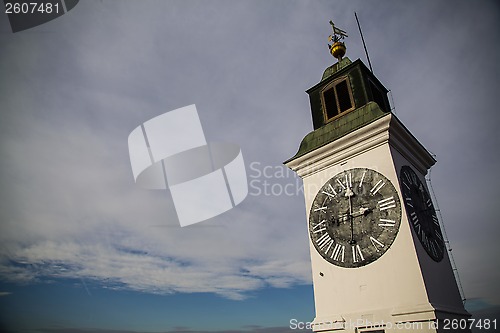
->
[309,168,402,268]
[400,166,445,262]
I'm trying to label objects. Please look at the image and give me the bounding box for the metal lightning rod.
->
[354,12,374,73]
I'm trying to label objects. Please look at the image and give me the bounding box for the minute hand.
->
[345,188,355,244]
[337,207,372,221]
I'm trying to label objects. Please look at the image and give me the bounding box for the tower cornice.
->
[285,110,436,177]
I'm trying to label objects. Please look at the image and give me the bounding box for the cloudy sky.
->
[0,0,499,332]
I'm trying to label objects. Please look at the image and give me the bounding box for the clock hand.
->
[352,206,372,218]
[345,187,355,244]
[335,194,372,223]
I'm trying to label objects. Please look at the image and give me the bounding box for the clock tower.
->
[284,22,470,332]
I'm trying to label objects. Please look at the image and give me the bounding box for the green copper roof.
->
[321,57,352,81]
[285,102,388,163]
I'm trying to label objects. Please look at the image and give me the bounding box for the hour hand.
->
[351,207,372,218]
[359,206,372,215]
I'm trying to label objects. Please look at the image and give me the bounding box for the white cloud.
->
[1,223,310,300]
[0,107,311,300]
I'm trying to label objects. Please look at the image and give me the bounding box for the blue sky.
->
[0,281,314,331]
[1,0,499,332]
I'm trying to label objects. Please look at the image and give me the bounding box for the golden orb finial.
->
[330,41,346,59]
[328,20,348,63]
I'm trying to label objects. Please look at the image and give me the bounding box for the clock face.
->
[400,166,445,262]
[309,168,401,268]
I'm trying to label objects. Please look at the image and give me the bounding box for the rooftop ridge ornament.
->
[328,20,348,63]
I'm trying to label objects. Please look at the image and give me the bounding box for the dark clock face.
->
[309,168,401,268]
[400,166,444,262]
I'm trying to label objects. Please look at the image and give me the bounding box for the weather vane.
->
[328,20,348,63]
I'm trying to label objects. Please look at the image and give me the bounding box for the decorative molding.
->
[285,113,436,179]
[388,116,436,175]
[285,114,391,178]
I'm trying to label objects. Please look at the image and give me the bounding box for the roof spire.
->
[328,20,348,63]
